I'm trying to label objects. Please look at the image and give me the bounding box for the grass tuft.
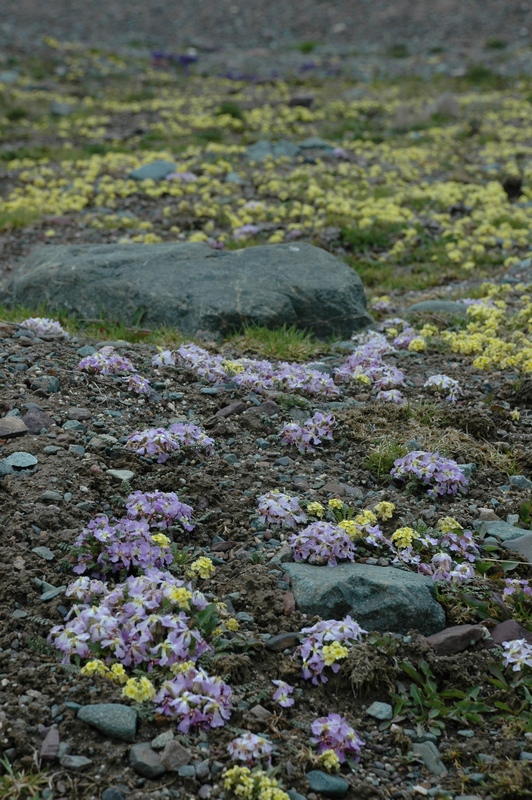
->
[227,323,325,362]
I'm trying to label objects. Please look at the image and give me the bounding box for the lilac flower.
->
[126,373,151,394]
[271,680,294,708]
[503,578,532,599]
[424,374,461,403]
[152,350,176,367]
[154,665,232,731]
[126,491,194,531]
[167,171,198,182]
[376,389,405,404]
[391,450,468,497]
[257,490,307,529]
[502,639,532,672]
[290,522,355,566]
[440,528,479,563]
[227,733,273,765]
[297,617,366,684]
[20,317,69,338]
[233,224,260,240]
[393,327,417,349]
[78,346,135,375]
[281,412,336,454]
[449,562,475,582]
[310,713,365,763]
[168,422,215,454]
[125,423,214,462]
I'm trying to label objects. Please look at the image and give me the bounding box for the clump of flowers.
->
[125,490,194,531]
[154,664,232,732]
[227,733,273,766]
[20,316,69,338]
[126,373,151,395]
[376,389,405,404]
[223,766,289,800]
[297,617,366,684]
[122,676,157,703]
[502,639,532,672]
[391,450,469,497]
[152,349,176,367]
[271,680,294,708]
[188,556,216,580]
[334,333,404,393]
[281,412,336,454]
[49,569,213,670]
[78,346,135,375]
[289,521,355,566]
[257,490,307,529]
[125,422,214,463]
[310,713,365,763]
[424,374,461,403]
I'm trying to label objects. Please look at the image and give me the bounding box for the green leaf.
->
[400,661,423,684]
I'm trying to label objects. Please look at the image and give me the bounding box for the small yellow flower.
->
[437,516,462,534]
[122,676,156,703]
[339,519,359,539]
[225,618,240,632]
[188,556,215,580]
[151,533,171,547]
[328,498,344,511]
[391,526,418,549]
[354,509,377,527]
[511,409,520,421]
[322,641,349,666]
[80,659,108,677]
[318,749,340,772]
[373,501,395,521]
[170,659,195,675]
[167,586,193,608]
[222,359,245,375]
[307,501,325,518]
[108,663,128,685]
[408,337,426,353]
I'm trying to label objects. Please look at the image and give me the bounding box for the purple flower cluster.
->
[78,346,135,375]
[501,639,532,672]
[125,491,194,531]
[271,680,294,708]
[72,514,174,578]
[176,343,339,397]
[152,349,176,367]
[290,521,355,566]
[503,578,532,600]
[376,389,405,404]
[257,490,307,529]
[424,374,461,403]
[126,373,151,395]
[49,568,211,669]
[281,412,336,454]
[297,617,366,684]
[391,450,469,497]
[154,664,232,732]
[125,422,214,463]
[310,713,365,763]
[418,552,475,583]
[20,317,69,338]
[334,333,404,391]
[227,732,273,765]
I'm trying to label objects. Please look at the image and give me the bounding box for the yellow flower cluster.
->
[437,517,463,534]
[151,532,171,547]
[225,618,240,632]
[373,501,395,521]
[307,502,325,518]
[122,676,156,703]
[318,749,341,772]
[188,556,216,580]
[166,586,193,608]
[223,766,290,800]
[80,659,128,685]
[322,641,350,666]
[328,499,344,511]
[222,360,245,375]
[391,526,418,549]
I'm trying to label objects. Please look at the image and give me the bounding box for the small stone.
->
[198,786,212,800]
[249,704,273,722]
[12,609,28,619]
[457,729,475,738]
[129,160,176,181]
[201,387,219,395]
[31,375,61,393]
[478,507,500,521]
[477,520,527,542]
[31,546,55,561]
[76,347,96,357]
[160,740,192,771]
[0,416,28,437]
[151,730,174,750]
[102,789,127,800]
[510,475,532,490]
[287,791,307,800]
[486,619,532,647]
[306,770,349,797]
[60,754,92,770]
[41,490,63,502]
[195,760,210,779]
[407,300,467,316]
[426,624,486,656]
[67,406,92,420]
[40,586,66,601]
[22,408,53,433]
[215,402,247,418]
[43,446,61,454]
[0,460,14,476]
[129,743,166,778]
[412,742,447,776]
[520,751,532,760]
[63,419,85,431]
[178,764,196,778]
[40,726,60,762]
[366,701,393,721]
[77,704,137,742]
[5,451,38,469]
[223,453,239,464]
[69,445,86,455]
[107,469,135,483]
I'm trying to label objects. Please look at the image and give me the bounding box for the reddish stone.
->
[40,726,60,762]
[426,624,485,656]
[283,592,296,616]
[0,416,28,437]
[160,740,192,771]
[215,402,247,419]
[485,619,532,648]
[22,408,53,434]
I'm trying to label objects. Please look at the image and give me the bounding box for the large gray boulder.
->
[1,242,372,339]
[282,562,445,636]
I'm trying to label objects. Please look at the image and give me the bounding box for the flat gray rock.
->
[2,243,372,339]
[306,770,349,797]
[407,300,467,316]
[476,520,527,542]
[503,533,532,564]
[129,742,166,778]
[77,703,137,742]
[0,416,28,437]
[129,160,176,181]
[412,741,447,776]
[4,451,38,468]
[282,562,445,635]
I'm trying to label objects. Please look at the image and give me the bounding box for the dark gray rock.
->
[102,789,126,800]
[306,770,349,797]
[129,160,176,181]
[3,243,372,339]
[509,475,532,490]
[77,703,137,742]
[282,562,445,635]
[407,300,468,316]
[60,754,92,770]
[22,407,53,433]
[503,533,532,564]
[477,519,526,542]
[299,136,334,151]
[129,742,166,778]
[31,375,60,393]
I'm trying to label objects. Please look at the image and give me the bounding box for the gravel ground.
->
[1,0,532,53]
